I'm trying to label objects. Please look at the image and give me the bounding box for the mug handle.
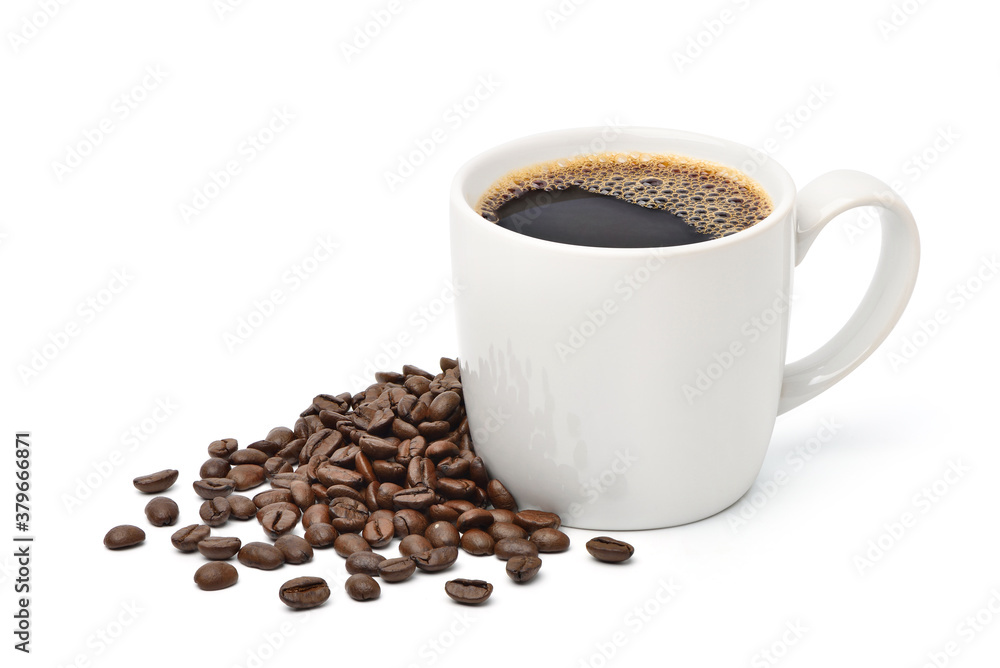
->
[778,170,920,415]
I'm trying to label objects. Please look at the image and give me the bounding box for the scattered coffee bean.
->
[399,534,433,557]
[302,504,331,529]
[530,528,570,553]
[425,521,460,548]
[346,551,386,576]
[460,529,495,556]
[279,576,330,609]
[345,574,381,601]
[258,503,300,540]
[585,537,634,563]
[227,495,257,520]
[171,524,211,552]
[486,522,527,542]
[445,579,493,605]
[133,469,179,494]
[193,478,235,499]
[393,509,429,537]
[494,537,539,561]
[144,497,179,527]
[104,525,145,549]
[197,536,242,560]
[334,533,372,558]
[227,464,267,491]
[456,508,494,533]
[199,458,230,479]
[195,561,238,591]
[199,497,230,527]
[411,546,458,573]
[362,516,394,548]
[207,438,238,460]
[514,510,561,532]
[274,534,313,564]
[489,509,516,524]
[486,480,517,511]
[378,557,416,583]
[506,555,542,583]
[238,542,285,570]
[304,523,338,548]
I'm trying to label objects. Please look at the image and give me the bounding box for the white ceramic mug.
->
[450,127,919,530]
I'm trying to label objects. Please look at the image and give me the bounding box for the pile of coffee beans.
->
[104,357,636,608]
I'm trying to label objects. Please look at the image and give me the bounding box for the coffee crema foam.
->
[477,152,773,239]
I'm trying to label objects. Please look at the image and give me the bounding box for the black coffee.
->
[478,152,772,248]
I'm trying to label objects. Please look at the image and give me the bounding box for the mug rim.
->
[451,126,797,257]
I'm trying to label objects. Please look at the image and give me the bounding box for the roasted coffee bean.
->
[255,501,299,524]
[266,426,295,447]
[316,464,366,489]
[418,421,451,439]
[302,429,344,462]
[435,479,477,501]
[313,393,347,413]
[171,524,211,552]
[375,482,403,510]
[195,561,238,591]
[264,456,293,477]
[425,521,460,548]
[270,472,309,489]
[356,453,377,486]
[329,444,360,468]
[227,495,257,521]
[104,524,145,549]
[445,579,493,605]
[506,555,542,583]
[439,356,458,371]
[428,391,461,421]
[279,576,330,609]
[327,484,365,503]
[406,457,437,489]
[372,460,406,486]
[494,538,539,561]
[334,533,372,558]
[311,483,330,503]
[359,435,397,460]
[276,438,307,463]
[436,456,470,479]
[530,528,570,553]
[460,529,494,556]
[392,418,420,439]
[411,546,458,573]
[207,438,238,461]
[425,439,460,461]
[428,504,461,524]
[145,497,179,527]
[200,458,231,479]
[290,480,315,510]
[444,499,476,514]
[362,517,395,548]
[238,542,285,570]
[198,536,242,560]
[393,486,436,510]
[302,504,332,529]
[456,509,494,533]
[133,469,179,493]
[331,496,369,514]
[345,574,381,601]
[489,509,516,524]
[399,534,433,557]
[514,510,561,532]
[230,448,269,466]
[304,523,338,548]
[226,464,266,491]
[486,522,527,542]
[346,551,386,576]
[193,478,235,500]
[393,509,429,537]
[274,535,313,564]
[330,505,368,533]
[247,439,282,457]
[486,480,517,511]
[253,489,293,508]
[586,537,635,563]
[259,504,300,540]
[378,557,416,583]
[199,497,230,527]
[469,457,489,488]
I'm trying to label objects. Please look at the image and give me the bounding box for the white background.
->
[3,1,999,666]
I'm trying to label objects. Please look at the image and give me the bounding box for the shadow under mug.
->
[450,127,919,530]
